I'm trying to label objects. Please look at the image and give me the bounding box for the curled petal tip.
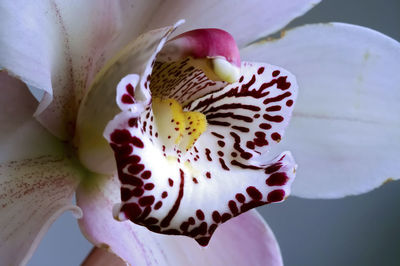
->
[212,57,241,83]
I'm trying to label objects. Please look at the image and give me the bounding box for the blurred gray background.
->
[28,0,400,265]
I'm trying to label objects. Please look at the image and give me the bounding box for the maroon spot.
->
[228,200,239,215]
[271,132,281,141]
[265,163,282,174]
[219,158,230,170]
[123,176,143,187]
[208,224,218,235]
[154,201,162,210]
[276,76,291,90]
[168,178,174,186]
[180,222,189,232]
[263,114,284,123]
[126,83,134,96]
[268,189,285,202]
[221,213,232,223]
[141,171,151,179]
[246,186,262,201]
[217,140,225,147]
[266,105,282,112]
[266,172,289,186]
[188,217,195,225]
[110,129,131,144]
[121,94,134,104]
[196,209,205,220]
[128,118,138,127]
[257,67,265,74]
[162,191,168,198]
[205,172,211,179]
[121,203,142,221]
[192,178,198,184]
[239,76,244,82]
[144,183,155,190]
[131,136,144,148]
[160,169,185,227]
[231,152,237,157]
[121,188,132,201]
[128,164,145,175]
[272,70,280,77]
[132,187,144,197]
[259,123,272,130]
[144,217,158,225]
[212,211,221,223]
[286,99,294,107]
[246,141,255,149]
[235,193,246,203]
[139,195,155,206]
[217,151,224,157]
[196,237,211,247]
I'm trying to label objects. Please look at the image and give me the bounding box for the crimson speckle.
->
[139,195,155,206]
[246,186,262,201]
[286,99,294,107]
[272,70,280,77]
[196,209,205,220]
[121,94,134,104]
[121,203,142,221]
[141,171,151,179]
[265,163,282,174]
[257,67,265,74]
[154,201,162,210]
[266,172,289,186]
[168,178,174,186]
[268,189,285,202]
[271,132,281,141]
[161,191,168,198]
[110,129,131,144]
[212,211,221,223]
[128,164,145,175]
[131,136,144,148]
[144,183,155,190]
[235,193,246,203]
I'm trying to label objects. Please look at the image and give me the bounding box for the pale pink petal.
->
[241,23,400,198]
[104,61,297,245]
[76,23,182,175]
[82,248,126,266]
[0,72,83,265]
[146,0,321,47]
[77,174,283,266]
[0,1,162,139]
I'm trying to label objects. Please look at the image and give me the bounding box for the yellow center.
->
[152,98,207,151]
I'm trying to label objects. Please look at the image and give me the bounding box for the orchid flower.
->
[0,1,399,266]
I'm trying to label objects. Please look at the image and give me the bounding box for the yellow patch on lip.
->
[152,97,207,151]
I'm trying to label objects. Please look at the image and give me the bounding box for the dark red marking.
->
[246,186,262,201]
[121,94,134,104]
[268,189,285,202]
[219,158,230,170]
[228,200,239,215]
[160,169,185,227]
[265,163,282,174]
[144,183,155,190]
[168,178,174,187]
[271,132,281,141]
[212,211,221,223]
[235,193,246,203]
[196,209,205,220]
[139,195,155,206]
[266,172,289,186]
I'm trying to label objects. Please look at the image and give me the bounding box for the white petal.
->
[77,174,283,266]
[0,72,83,265]
[0,1,161,139]
[241,23,400,198]
[76,23,182,175]
[145,0,321,47]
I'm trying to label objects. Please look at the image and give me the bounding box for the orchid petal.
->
[82,248,126,266]
[0,72,83,265]
[76,23,182,175]
[146,0,321,47]
[77,174,283,266]
[241,23,400,198]
[105,62,297,245]
[0,1,160,139]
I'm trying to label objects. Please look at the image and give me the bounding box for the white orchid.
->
[0,1,399,266]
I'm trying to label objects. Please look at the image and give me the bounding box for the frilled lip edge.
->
[103,21,298,247]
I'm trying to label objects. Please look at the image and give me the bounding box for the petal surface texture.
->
[76,23,182,175]
[105,61,298,245]
[0,0,170,139]
[241,23,400,198]
[77,174,283,266]
[145,0,321,47]
[0,72,82,265]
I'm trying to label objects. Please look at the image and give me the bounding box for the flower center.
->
[152,97,207,151]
